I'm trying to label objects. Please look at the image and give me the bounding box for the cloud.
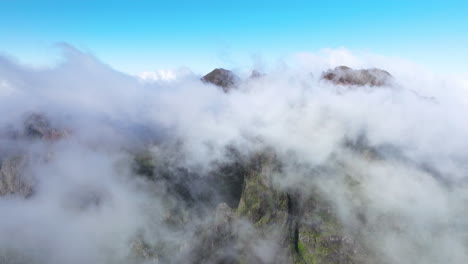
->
[138,68,194,82]
[0,45,467,263]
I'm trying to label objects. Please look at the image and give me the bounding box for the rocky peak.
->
[201,68,239,92]
[322,66,393,87]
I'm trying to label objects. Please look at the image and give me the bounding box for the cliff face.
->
[129,146,366,264]
[226,151,362,264]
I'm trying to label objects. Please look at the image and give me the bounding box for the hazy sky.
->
[1,0,467,74]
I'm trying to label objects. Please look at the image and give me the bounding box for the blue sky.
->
[0,0,467,74]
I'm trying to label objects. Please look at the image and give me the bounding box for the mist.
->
[0,45,467,264]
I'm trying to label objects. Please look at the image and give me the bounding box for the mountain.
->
[201,68,240,92]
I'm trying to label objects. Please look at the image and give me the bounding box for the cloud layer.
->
[0,45,467,263]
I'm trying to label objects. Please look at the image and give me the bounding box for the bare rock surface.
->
[201,68,239,92]
[322,66,393,87]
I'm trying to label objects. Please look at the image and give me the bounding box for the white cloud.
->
[0,45,468,263]
[137,67,193,82]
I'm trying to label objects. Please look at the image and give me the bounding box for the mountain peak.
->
[201,68,239,92]
[322,66,393,87]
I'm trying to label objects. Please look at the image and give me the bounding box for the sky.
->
[0,0,467,74]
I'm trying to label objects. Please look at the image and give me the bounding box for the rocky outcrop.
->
[180,149,363,264]
[201,68,239,92]
[128,145,367,263]
[235,151,297,263]
[234,151,362,264]
[322,66,392,87]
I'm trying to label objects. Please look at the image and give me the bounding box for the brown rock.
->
[201,68,239,92]
[322,66,393,87]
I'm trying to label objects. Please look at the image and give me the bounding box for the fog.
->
[0,45,467,263]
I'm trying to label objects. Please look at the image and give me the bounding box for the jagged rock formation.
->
[201,68,239,92]
[233,151,362,264]
[130,145,365,264]
[127,126,460,264]
[0,112,405,264]
[321,66,392,87]
[0,116,380,263]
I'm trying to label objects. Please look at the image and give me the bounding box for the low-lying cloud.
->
[0,45,467,264]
